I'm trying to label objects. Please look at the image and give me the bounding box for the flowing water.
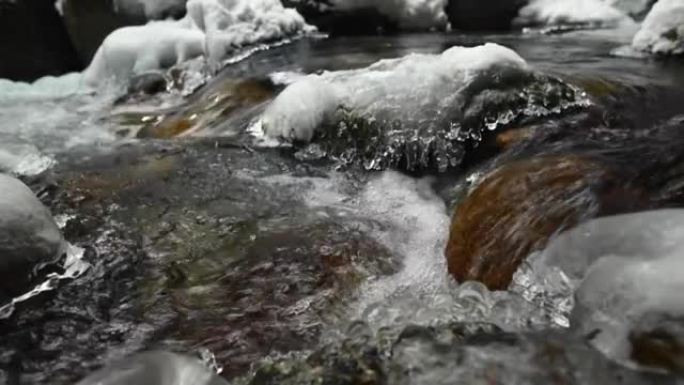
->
[2,28,684,384]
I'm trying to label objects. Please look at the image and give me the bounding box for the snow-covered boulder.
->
[257,43,589,171]
[284,0,448,34]
[59,0,188,64]
[632,0,684,56]
[514,0,632,28]
[83,0,311,85]
[0,0,81,81]
[604,0,654,17]
[0,174,64,300]
[75,351,229,385]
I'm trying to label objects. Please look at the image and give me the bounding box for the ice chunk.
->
[84,0,312,85]
[632,0,684,55]
[516,209,684,365]
[515,0,632,28]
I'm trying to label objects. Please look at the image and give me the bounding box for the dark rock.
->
[630,313,684,375]
[0,174,64,301]
[0,0,82,81]
[128,71,168,95]
[447,0,528,31]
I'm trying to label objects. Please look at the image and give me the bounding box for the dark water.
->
[2,29,684,384]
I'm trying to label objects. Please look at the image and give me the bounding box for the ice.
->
[631,0,684,55]
[331,0,448,30]
[515,0,632,28]
[84,0,312,85]
[513,209,684,365]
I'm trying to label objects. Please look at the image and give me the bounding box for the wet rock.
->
[127,71,168,96]
[445,156,612,290]
[0,174,64,301]
[74,351,228,385]
[61,0,187,64]
[446,0,527,31]
[113,77,276,139]
[0,0,82,81]
[630,313,684,375]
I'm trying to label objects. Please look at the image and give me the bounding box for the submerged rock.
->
[0,174,64,301]
[74,351,228,385]
[632,0,684,56]
[0,0,82,81]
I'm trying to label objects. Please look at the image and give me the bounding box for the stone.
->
[74,351,228,385]
[445,156,610,290]
[0,174,64,300]
[0,0,82,81]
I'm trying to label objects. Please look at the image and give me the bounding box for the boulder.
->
[447,0,527,31]
[445,156,610,290]
[0,0,82,81]
[75,351,228,385]
[0,174,64,300]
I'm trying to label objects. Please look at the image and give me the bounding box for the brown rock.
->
[445,156,609,290]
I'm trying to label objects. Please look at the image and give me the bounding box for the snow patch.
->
[515,0,632,28]
[632,0,684,55]
[331,0,448,30]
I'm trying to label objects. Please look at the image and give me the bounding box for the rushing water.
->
[2,29,684,384]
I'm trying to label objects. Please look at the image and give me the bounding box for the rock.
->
[630,313,684,374]
[74,351,228,385]
[127,71,168,95]
[631,0,684,56]
[0,0,82,81]
[445,156,611,290]
[61,0,187,64]
[446,0,527,31]
[0,174,64,300]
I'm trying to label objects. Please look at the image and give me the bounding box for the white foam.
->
[258,43,529,142]
[515,0,632,28]
[632,0,684,55]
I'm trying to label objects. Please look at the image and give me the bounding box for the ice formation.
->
[83,0,312,85]
[515,0,631,28]
[516,209,684,365]
[331,0,449,30]
[632,0,684,55]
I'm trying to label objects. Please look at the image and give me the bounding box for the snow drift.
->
[632,0,684,55]
[515,0,632,28]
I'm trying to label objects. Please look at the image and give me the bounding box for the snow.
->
[115,0,187,19]
[84,0,312,85]
[518,209,684,365]
[632,0,684,55]
[258,43,529,142]
[331,0,448,30]
[515,0,632,27]
[604,0,653,16]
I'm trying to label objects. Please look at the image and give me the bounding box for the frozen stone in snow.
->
[83,0,312,85]
[604,0,654,17]
[632,0,684,55]
[330,0,448,30]
[0,174,64,301]
[515,0,632,28]
[75,351,229,385]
